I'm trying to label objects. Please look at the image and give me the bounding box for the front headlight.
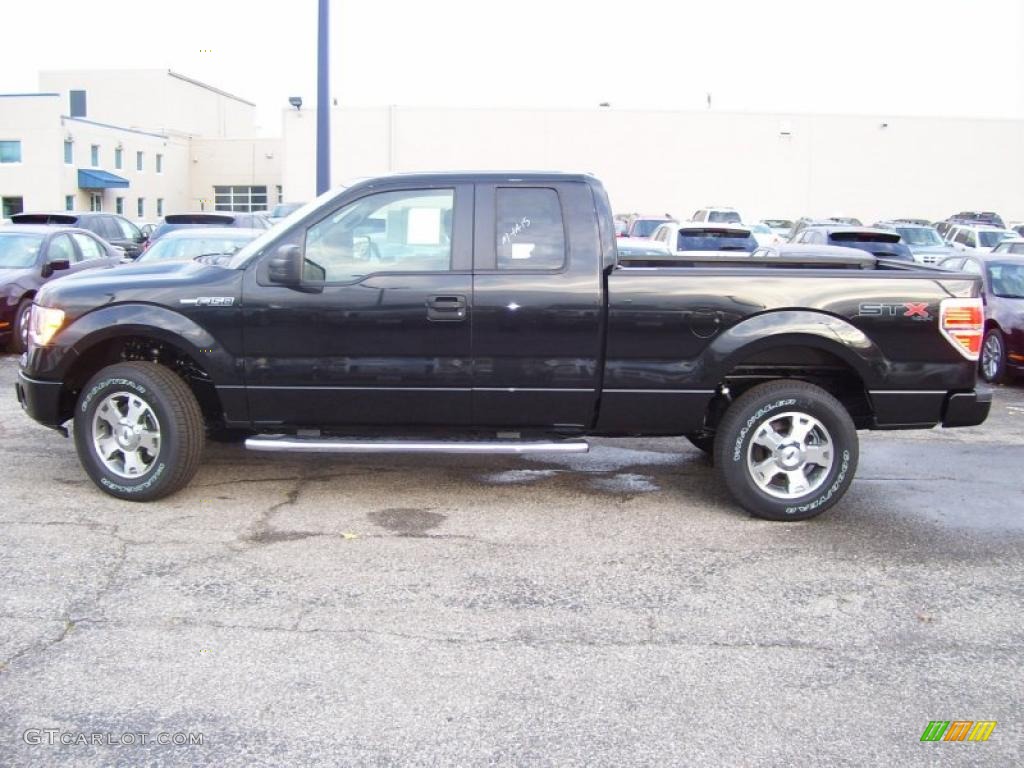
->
[29,306,66,346]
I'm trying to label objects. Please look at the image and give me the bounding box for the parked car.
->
[615,238,671,259]
[760,219,794,238]
[268,202,307,225]
[17,171,989,521]
[992,238,1024,256]
[791,226,914,261]
[649,222,758,253]
[135,220,158,239]
[148,212,270,245]
[11,211,147,259]
[889,218,931,227]
[938,250,1024,383]
[949,211,1006,228]
[1,225,121,352]
[619,213,676,238]
[823,216,862,226]
[789,217,831,240]
[691,207,742,224]
[874,221,953,265]
[133,227,264,265]
[946,224,1015,253]
[748,222,783,247]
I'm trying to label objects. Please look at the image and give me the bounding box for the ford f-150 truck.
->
[16,172,990,520]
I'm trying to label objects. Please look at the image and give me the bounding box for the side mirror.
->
[268,244,303,286]
[42,259,70,278]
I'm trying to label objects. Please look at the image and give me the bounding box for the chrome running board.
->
[245,436,589,455]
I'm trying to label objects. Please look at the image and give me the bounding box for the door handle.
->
[426,294,467,322]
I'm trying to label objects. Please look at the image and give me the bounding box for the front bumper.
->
[941,388,992,428]
[15,370,66,430]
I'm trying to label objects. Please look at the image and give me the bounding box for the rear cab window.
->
[495,188,566,270]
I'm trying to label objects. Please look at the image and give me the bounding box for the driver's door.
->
[241,184,475,428]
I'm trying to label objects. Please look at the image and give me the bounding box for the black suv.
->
[11,212,148,259]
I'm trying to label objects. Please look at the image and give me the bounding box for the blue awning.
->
[78,169,129,189]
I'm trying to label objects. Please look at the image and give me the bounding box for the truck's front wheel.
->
[713,381,858,521]
[74,362,205,501]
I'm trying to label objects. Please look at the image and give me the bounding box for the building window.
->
[137,198,145,217]
[2,197,25,218]
[214,185,268,212]
[157,198,164,216]
[277,184,283,204]
[90,144,100,167]
[156,153,163,174]
[90,193,102,212]
[116,197,124,215]
[65,195,75,211]
[136,151,144,171]
[0,140,22,163]
[114,147,123,169]
[64,140,73,165]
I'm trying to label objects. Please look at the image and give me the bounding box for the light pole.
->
[316,0,331,195]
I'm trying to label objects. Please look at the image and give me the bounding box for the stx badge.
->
[857,301,932,321]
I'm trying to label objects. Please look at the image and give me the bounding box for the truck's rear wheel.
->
[713,381,858,521]
[74,362,205,501]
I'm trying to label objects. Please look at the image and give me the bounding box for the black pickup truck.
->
[16,172,990,520]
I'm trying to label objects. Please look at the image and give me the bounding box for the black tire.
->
[713,381,858,521]
[9,299,31,354]
[684,433,715,456]
[979,328,1007,384]
[73,362,205,501]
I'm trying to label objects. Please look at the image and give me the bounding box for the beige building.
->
[0,70,282,221]
[282,105,1024,225]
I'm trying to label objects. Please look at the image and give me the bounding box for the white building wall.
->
[189,137,283,211]
[0,95,65,212]
[39,69,256,138]
[282,106,1024,224]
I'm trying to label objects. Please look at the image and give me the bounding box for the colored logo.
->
[920,721,997,742]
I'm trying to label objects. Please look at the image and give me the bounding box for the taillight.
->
[939,298,983,360]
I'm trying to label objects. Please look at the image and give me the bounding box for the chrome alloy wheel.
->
[982,333,1003,381]
[91,391,162,478]
[746,411,834,499]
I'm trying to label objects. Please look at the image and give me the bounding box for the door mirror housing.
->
[267,244,325,291]
[268,244,303,286]
[41,259,70,278]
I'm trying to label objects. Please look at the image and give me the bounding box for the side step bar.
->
[245,436,590,455]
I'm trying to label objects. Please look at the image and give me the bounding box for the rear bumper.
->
[941,388,991,428]
[15,370,66,430]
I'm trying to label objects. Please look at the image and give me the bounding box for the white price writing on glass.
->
[501,217,531,246]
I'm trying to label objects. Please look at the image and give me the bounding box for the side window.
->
[71,233,104,261]
[693,210,705,221]
[46,234,75,263]
[954,229,970,245]
[92,217,119,240]
[304,188,454,283]
[112,216,141,240]
[495,187,566,270]
[962,259,982,275]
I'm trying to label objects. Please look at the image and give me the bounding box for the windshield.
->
[139,233,258,263]
[749,224,771,234]
[631,219,668,237]
[228,186,349,268]
[0,233,44,268]
[707,211,741,223]
[763,219,792,229]
[677,229,756,252]
[988,262,1024,298]
[896,227,943,247]
[979,230,1012,248]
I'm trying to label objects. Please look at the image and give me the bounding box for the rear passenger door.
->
[470,182,604,429]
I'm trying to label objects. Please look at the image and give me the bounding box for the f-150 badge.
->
[179,297,235,307]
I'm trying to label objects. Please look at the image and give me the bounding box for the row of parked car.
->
[1,204,307,353]
[614,208,1024,385]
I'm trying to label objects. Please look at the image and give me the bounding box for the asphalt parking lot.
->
[0,353,1021,766]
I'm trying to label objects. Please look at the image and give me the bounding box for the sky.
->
[1,0,1022,136]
